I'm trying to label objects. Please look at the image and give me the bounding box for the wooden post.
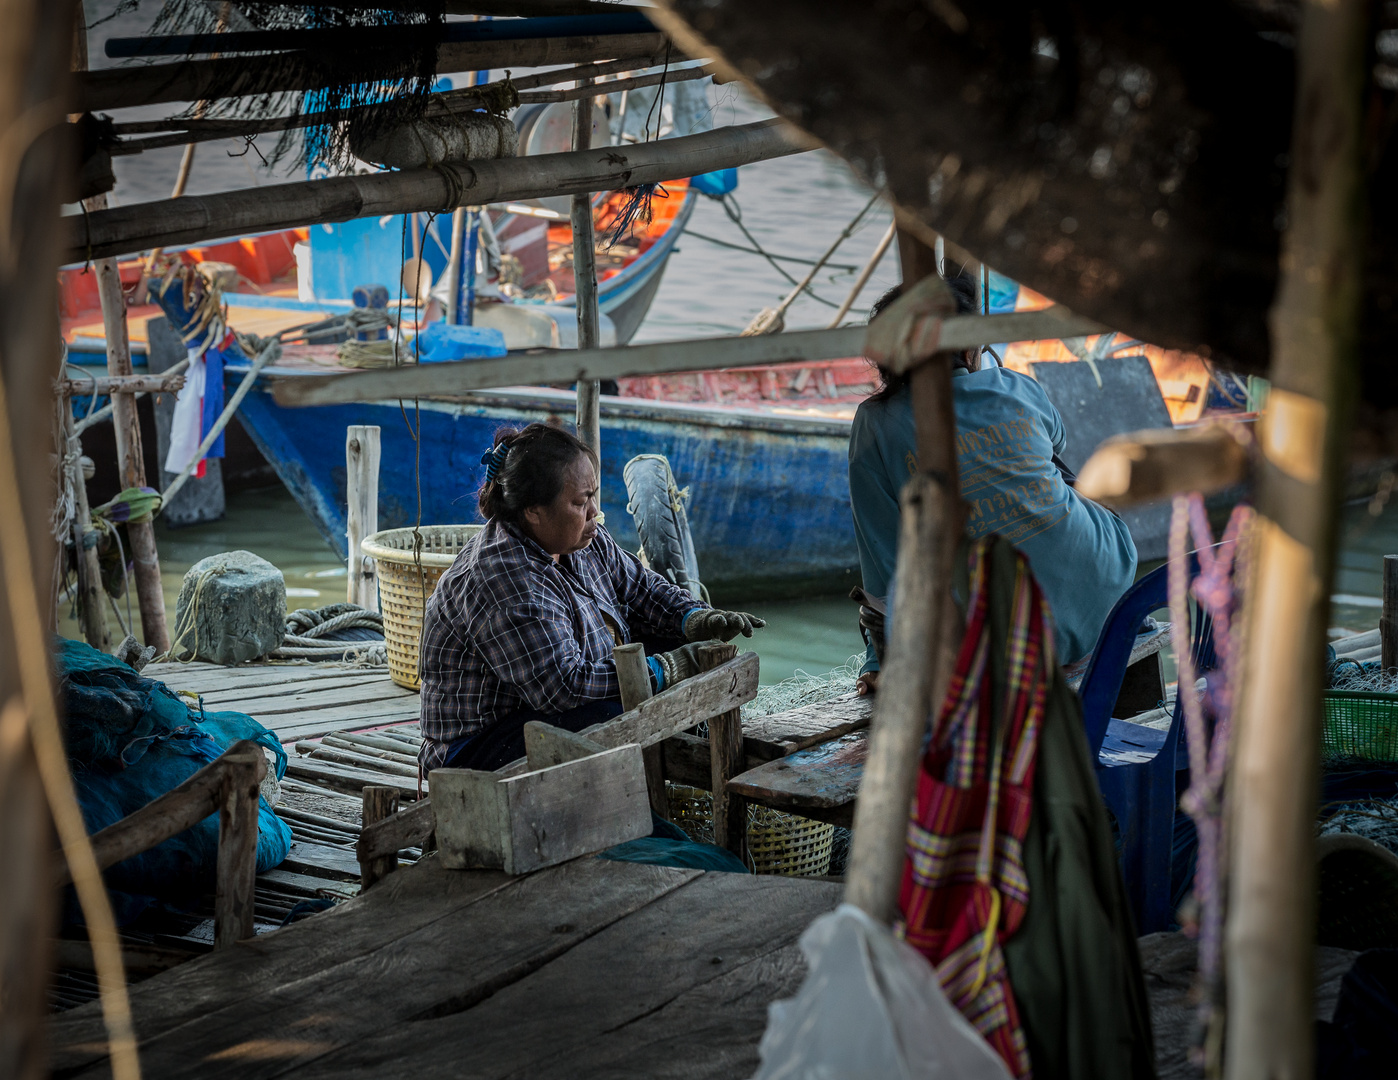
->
[571,82,602,459]
[1225,2,1369,1077]
[59,399,110,651]
[346,425,381,611]
[214,747,264,948]
[84,196,170,653]
[444,207,466,324]
[613,642,652,711]
[698,642,747,862]
[359,785,400,891]
[844,229,964,924]
[1382,555,1398,672]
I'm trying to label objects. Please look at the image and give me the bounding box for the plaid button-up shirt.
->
[417,519,699,772]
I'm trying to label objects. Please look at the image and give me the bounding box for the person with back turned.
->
[849,271,1137,694]
[418,421,765,775]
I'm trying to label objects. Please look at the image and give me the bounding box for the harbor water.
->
[74,7,1396,677]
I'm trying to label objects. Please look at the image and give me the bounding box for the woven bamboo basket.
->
[360,525,483,690]
[667,784,835,877]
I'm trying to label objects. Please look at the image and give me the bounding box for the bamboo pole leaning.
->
[1224,2,1370,1078]
[843,233,964,924]
[84,198,170,653]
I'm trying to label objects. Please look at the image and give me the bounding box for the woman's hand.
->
[684,608,766,643]
[856,670,880,696]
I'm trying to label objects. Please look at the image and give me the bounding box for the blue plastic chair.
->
[1075,556,1217,933]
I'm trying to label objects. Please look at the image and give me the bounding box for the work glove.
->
[654,640,723,690]
[683,608,766,643]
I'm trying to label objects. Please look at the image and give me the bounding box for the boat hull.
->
[234,382,862,599]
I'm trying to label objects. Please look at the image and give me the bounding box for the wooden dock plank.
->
[727,731,867,825]
[220,681,418,717]
[53,860,700,1080]
[742,692,871,759]
[268,872,840,1080]
[274,707,423,743]
[50,860,516,1075]
[145,663,372,693]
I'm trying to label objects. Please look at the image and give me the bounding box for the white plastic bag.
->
[753,904,1014,1080]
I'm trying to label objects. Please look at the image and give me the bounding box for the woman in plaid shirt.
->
[418,423,765,775]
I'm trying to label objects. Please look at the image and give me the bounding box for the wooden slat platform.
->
[145,660,419,743]
[51,858,842,1079]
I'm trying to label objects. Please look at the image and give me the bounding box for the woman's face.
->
[522,453,600,557]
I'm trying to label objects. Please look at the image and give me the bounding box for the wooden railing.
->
[57,741,267,948]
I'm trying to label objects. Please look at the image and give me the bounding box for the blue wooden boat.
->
[231,373,863,598]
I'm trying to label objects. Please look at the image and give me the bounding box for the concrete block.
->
[174,550,285,664]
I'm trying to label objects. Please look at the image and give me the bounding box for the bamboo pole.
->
[844,231,964,923]
[59,399,111,651]
[66,118,818,265]
[572,80,602,459]
[346,426,381,611]
[827,219,896,328]
[1224,2,1369,1077]
[84,197,169,654]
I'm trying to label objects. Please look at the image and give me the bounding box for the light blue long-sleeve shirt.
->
[849,367,1137,670]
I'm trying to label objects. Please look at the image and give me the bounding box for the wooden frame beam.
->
[64,118,814,263]
[273,308,1105,407]
[78,31,667,112]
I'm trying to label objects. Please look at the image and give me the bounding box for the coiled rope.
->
[271,603,387,664]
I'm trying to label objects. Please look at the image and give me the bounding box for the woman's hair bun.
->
[477,422,595,523]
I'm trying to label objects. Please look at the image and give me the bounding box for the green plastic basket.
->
[1324,691,1398,762]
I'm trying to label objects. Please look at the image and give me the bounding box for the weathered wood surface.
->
[53,859,797,1079]
[742,692,872,759]
[358,787,399,892]
[356,797,436,865]
[141,661,421,743]
[522,721,605,770]
[285,758,422,801]
[728,731,868,826]
[51,856,839,1080]
[580,651,760,750]
[433,746,651,874]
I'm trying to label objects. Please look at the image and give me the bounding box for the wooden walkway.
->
[51,858,842,1079]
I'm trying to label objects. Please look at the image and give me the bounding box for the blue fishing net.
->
[57,637,291,916]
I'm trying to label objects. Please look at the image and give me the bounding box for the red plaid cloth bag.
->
[899,539,1052,1078]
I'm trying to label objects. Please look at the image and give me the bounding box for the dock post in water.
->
[571,79,602,459]
[1383,554,1398,672]
[698,642,747,863]
[86,192,169,653]
[1225,2,1370,1077]
[346,425,381,612]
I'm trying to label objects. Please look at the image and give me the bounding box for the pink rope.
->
[1167,493,1254,1064]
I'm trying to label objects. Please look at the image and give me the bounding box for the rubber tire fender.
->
[623,454,703,599]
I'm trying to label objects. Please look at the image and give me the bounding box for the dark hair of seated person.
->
[478,422,597,523]
[867,267,979,402]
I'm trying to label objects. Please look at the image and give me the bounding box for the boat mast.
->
[572,78,602,459]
